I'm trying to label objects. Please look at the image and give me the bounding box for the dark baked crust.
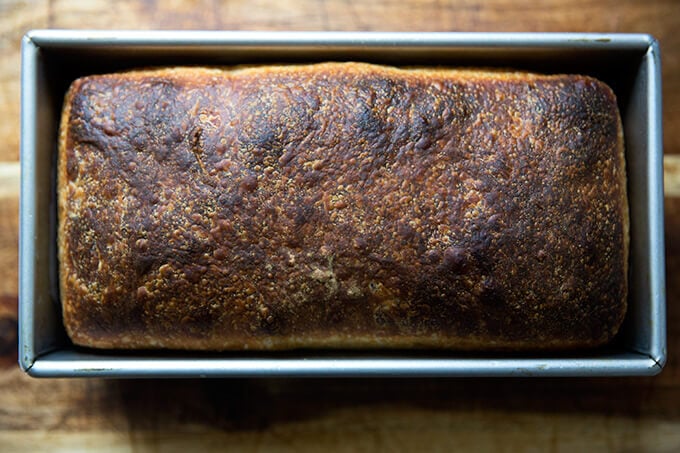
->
[58,62,627,350]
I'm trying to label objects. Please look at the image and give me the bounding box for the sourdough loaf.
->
[58,62,628,350]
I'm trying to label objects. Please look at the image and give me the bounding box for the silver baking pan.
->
[19,30,666,377]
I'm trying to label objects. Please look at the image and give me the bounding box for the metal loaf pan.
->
[19,31,665,377]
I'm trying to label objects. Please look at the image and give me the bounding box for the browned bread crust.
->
[58,62,627,350]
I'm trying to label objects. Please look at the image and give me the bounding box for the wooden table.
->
[1,1,680,451]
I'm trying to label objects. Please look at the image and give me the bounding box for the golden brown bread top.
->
[58,62,627,350]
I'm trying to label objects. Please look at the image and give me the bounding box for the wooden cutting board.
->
[1,0,680,451]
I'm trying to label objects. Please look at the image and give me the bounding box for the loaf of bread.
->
[58,62,627,351]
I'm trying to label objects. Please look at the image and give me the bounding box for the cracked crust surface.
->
[58,62,628,350]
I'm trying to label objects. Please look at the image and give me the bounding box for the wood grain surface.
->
[2,0,680,451]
